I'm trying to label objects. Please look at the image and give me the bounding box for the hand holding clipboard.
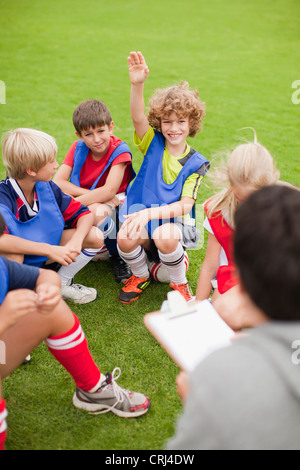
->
[144,291,235,373]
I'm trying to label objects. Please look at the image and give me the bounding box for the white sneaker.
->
[73,367,151,418]
[61,283,98,304]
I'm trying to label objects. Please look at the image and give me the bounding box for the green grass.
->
[0,0,299,450]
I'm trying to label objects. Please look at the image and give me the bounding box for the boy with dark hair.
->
[168,184,300,450]
[53,99,134,283]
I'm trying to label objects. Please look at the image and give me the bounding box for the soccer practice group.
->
[0,51,298,451]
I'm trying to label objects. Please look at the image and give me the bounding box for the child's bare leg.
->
[60,226,104,250]
[88,203,113,227]
[152,223,181,254]
[0,299,75,379]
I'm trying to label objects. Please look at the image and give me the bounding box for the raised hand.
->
[128,51,149,85]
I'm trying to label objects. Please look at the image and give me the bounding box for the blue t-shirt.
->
[1,256,39,292]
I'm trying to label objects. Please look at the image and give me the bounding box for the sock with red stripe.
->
[0,399,7,451]
[158,244,187,285]
[45,314,103,392]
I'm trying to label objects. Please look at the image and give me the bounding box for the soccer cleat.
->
[110,253,132,283]
[118,274,151,304]
[72,368,151,418]
[169,282,193,302]
[61,282,98,304]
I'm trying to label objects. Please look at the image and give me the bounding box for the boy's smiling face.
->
[160,112,190,156]
[77,122,114,159]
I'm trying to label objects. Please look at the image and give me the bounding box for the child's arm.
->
[195,233,221,301]
[75,162,127,206]
[53,164,90,198]
[128,51,150,140]
[122,196,195,239]
[0,233,79,266]
[63,211,94,255]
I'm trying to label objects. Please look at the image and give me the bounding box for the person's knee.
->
[153,225,179,252]
[84,227,104,249]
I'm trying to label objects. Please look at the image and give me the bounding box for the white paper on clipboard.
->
[144,291,235,373]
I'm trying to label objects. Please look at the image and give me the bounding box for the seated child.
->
[0,128,104,304]
[195,133,280,312]
[53,99,135,283]
[117,51,209,303]
[0,213,150,450]
[167,185,300,450]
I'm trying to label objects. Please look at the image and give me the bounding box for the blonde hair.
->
[147,81,206,137]
[206,136,280,226]
[1,128,57,179]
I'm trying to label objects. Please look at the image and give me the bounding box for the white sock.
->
[158,244,187,285]
[58,247,101,286]
[117,245,149,279]
[89,373,107,393]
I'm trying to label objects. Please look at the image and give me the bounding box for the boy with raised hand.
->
[53,100,134,283]
[0,128,103,304]
[117,51,209,304]
[0,213,150,450]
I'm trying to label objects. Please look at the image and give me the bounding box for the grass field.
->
[0,0,299,451]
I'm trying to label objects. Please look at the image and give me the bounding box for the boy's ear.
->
[26,168,37,177]
[109,121,114,133]
[75,131,81,139]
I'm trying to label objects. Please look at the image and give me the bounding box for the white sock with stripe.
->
[158,244,187,285]
[117,245,149,279]
[58,247,101,286]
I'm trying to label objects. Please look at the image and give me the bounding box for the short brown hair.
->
[72,100,112,135]
[147,81,205,137]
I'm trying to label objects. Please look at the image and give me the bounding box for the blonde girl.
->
[196,134,280,303]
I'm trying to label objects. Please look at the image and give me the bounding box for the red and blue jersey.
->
[0,178,89,233]
[0,178,90,267]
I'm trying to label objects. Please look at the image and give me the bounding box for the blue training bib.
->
[0,182,65,267]
[119,130,209,235]
[0,257,9,305]
[70,140,135,190]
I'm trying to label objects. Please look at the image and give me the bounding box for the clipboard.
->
[144,291,235,373]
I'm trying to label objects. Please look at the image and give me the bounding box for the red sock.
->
[0,399,7,451]
[45,314,101,392]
